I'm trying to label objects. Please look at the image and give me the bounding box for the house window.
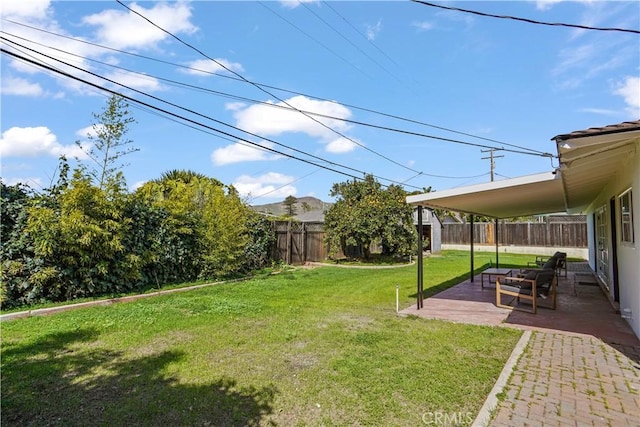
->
[619,189,634,243]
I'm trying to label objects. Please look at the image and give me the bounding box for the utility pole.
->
[481,148,504,182]
[481,148,504,268]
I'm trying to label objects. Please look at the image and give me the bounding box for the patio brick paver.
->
[489,331,640,427]
[402,262,640,426]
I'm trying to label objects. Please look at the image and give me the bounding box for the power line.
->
[0,46,364,183]
[115,0,425,177]
[259,1,370,79]
[248,168,322,203]
[322,1,402,69]
[0,38,365,179]
[1,29,554,161]
[1,45,430,191]
[6,33,434,185]
[2,17,541,155]
[297,1,403,84]
[411,1,640,35]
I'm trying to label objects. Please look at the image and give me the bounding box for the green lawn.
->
[1,251,530,426]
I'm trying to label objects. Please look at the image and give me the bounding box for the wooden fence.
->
[273,221,328,264]
[441,216,588,248]
[272,216,588,264]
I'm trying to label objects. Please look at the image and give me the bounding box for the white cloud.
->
[130,180,148,191]
[578,108,618,116]
[535,0,565,11]
[2,176,43,188]
[1,0,51,20]
[82,2,197,50]
[76,125,103,139]
[366,20,382,41]
[225,102,246,111]
[211,141,279,165]
[1,8,114,95]
[233,95,354,152]
[279,0,318,9]
[233,172,297,199]
[183,58,244,76]
[103,69,163,91]
[1,76,44,96]
[412,21,434,32]
[553,44,594,76]
[614,76,640,117]
[325,137,359,154]
[0,126,87,159]
[552,37,634,90]
[536,0,595,11]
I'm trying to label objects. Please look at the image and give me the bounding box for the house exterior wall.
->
[586,140,640,337]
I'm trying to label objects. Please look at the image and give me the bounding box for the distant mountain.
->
[250,196,332,218]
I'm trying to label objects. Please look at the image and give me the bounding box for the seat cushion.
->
[542,257,557,269]
[501,283,533,295]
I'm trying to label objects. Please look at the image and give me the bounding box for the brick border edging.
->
[472,330,532,427]
[0,277,246,322]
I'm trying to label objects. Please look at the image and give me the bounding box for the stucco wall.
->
[586,140,640,338]
[617,143,640,337]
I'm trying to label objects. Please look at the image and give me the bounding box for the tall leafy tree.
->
[137,172,261,280]
[76,95,138,189]
[26,168,133,301]
[325,175,415,260]
[1,181,35,307]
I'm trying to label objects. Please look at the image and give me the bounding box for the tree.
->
[137,171,258,280]
[76,95,138,189]
[26,168,133,301]
[157,169,211,184]
[324,175,416,260]
[1,181,36,307]
[378,184,416,257]
[282,195,298,217]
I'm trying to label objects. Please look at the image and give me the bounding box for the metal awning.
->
[406,171,566,219]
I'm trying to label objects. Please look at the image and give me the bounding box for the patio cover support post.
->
[470,215,474,282]
[495,218,499,268]
[417,206,424,309]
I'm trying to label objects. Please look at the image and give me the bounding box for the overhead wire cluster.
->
[1,0,583,195]
[411,1,640,34]
[1,17,553,161]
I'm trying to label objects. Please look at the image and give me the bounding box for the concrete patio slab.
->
[400,263,640,348]
[400,262,640,426]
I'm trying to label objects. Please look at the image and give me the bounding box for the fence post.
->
[287,220,292,265]
[302,222,307,263]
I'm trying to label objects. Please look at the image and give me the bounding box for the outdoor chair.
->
[496,268,557,314]
[527,251,567,278]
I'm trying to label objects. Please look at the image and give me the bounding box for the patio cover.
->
[406,120,640,219]
[406,171,566,219]
[406,120,640,306]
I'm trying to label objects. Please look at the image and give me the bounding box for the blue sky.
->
[1,1,638,203]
